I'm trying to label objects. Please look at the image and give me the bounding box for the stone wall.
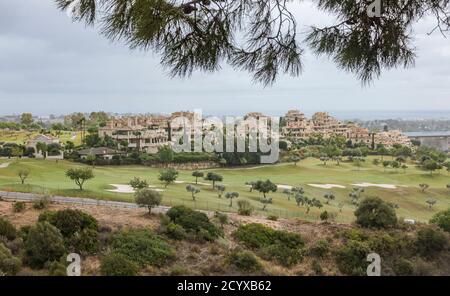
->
[147,161,220,170]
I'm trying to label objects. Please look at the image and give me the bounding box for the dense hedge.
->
[110,229,175,267]
[0,243,21,275]
[100,252,139,276]
[38,209,99,254]
[24,222,66,268]
[226,249,262,273]
[166,206,223,241]
[233,223,305,267]
[0,218,17,240]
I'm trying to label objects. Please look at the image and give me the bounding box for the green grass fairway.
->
[0,157,449,223]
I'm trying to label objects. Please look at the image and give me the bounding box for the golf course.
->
[0,156,449,223]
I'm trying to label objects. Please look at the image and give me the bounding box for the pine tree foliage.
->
[55,0,450,85]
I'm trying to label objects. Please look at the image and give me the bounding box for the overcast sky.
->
[0,0,449,118]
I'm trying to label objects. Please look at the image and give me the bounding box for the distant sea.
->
[218,110,450,121]
[330,110,450,121]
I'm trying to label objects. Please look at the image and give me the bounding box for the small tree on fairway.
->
[216,185,226,198]
[419,183,429,193]
[192,171,204,184]
[423,160,440,175]
[401,164,408,173]
[259,197,272,211]
[18,169,30,184]
[382,160,390,172]
[158,169,178,188]
[372,158,380,166]
[129,177,148,190]
[323,192,335,204]
[288,155,301,166]
[254,180,277,199]
[186,184,200,201]
[294,194,322,213]
[135,189,162,214]
[446,184,450,192]
[282,189,292,201]
[353,157,365,171]
[65,168,94,191]
[426,198,437,209]
[391,160,400,172]
[245,181,256,192]
[320,211,329,222]
[225,192,239,207]
[205,172,223,189]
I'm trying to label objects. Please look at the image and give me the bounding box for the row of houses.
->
[281,109,412,148]
[97,110,412,153]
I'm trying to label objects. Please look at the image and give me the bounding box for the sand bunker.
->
[307,184,346,189]
[107,184,164,193]
[277,184,293,190]
[351,183,397,189]
[0,162,10,168]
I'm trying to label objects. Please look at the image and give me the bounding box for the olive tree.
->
[65,168,94,190]
[18,169,30,185]
[225,192,239,207]
[158,168,178,188]
[135,188,163,214]
[186,184,200,201]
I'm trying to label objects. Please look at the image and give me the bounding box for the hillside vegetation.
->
[0,200,449,276]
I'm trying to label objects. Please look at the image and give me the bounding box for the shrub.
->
[4,237,23,256]
[233,223,305,267]
[320,211,329,222]
[215,212,228,228]
[110,229,175,267]
[260,243,302,267]
[415,226,448,257]
[354,197,397,228]
[166,206,222,241]
[237,200,253,216]
[0,218,17,240]
[47,261,67,276]
[311,259,323,275]
[24,222,66,268]
[100,252,139,276]
[13,202,26,213]
[0,243,21,275]
[164,223,187,240]
[392,258,414,276]
[67,228,99,255]
[309,239,330,258]
[33,196,51,210]
[334,240,370,276]
[430,208,450,232]
[226,249,262,273]
[38,209,98,238]
[412,258,438,276]
[267,215,278,221]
